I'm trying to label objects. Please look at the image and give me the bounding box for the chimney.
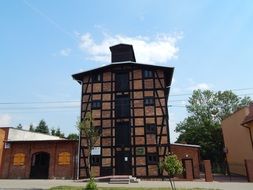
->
[109,44,136,63]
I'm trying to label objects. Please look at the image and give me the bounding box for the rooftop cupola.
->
[109,44,136,63]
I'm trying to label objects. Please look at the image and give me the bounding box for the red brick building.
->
[72,44,201,179]
[0,127,77,179]
[171,143,200,179]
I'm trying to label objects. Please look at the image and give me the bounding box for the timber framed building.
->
[73,44,174,178]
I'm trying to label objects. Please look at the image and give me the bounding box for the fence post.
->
[204,160,213,182]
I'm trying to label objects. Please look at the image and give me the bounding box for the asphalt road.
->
[0,179,253,190]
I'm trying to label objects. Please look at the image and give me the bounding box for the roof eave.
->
[72,62,174,83]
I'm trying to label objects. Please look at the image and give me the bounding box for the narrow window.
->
[147,154,158,164]
[90,155,100,166]
[143,70,153,78]
[115,72,129,91]
[91,100,101,109]
[146,124,156,134]
[144,97,154,106]
[115,122,131,146]
[115,96,130,117]
[92,73,102,83]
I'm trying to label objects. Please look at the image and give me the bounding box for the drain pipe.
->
[76,79,83,180]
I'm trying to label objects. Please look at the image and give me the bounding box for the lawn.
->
[50,186,219,190]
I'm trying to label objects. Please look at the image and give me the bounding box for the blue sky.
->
[1,0,253,142]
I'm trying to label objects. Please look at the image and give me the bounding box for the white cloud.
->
[188,83,212,91]
[0,114,11,127]
[79,33,182,64]
[60,48,71,56]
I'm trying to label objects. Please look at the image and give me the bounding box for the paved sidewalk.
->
[0,179,253,190]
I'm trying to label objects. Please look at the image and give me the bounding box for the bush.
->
[159,154,183,190]
[85,178,97,190]
[159,154,183,177]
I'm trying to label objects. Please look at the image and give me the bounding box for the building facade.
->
[73,44,174,178]
[0,127,77,179]
[222,104,253,176]
[171,143,200,179]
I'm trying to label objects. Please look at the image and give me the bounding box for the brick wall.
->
[171,144,200,179]
[0,140,77,179]
[0,128,8,175]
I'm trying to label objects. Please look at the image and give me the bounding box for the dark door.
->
[30,152,50,179]
[115,151,132,175]
[115,122,131,147]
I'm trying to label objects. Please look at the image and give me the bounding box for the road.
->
[0,179,253,190]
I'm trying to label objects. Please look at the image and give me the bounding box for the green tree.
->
[176,90,251,171]
[159,154,183,190]
[55,128,65,138]
[16,123,23,129]
[29,124,34,132]
[51,128,56,136]
[35,119,49,134]
[67,133,79,140]
[77,112,100,178]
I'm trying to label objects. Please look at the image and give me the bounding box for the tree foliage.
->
[77,112,100,177]
[67,133,79,140]
[51,127,65,138]
[176,90,251,169]
[35,119,49,134]
[55,128,65,138]
[159,154,183,190]
[51,128,56,136]
[85,178,98,190]
[29,124,34,132]
[16,123,23,129]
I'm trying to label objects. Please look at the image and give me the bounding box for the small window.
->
[58,152,71,165]
[95,126,102,135]
[143,70,153,78]
[92,74,102,83]
[147,154,158,164]
[13,153,25,166]
[91,155,100,166]
[144,97,154,106]
[91,100,101,109]
[146,124,156,134]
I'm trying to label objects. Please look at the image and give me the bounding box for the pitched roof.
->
[172,143,200,148]
[4,127,65,142]
[72,61,174,88]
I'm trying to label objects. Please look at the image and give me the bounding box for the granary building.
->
[0,44,201,180]
[72,44,200,179]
